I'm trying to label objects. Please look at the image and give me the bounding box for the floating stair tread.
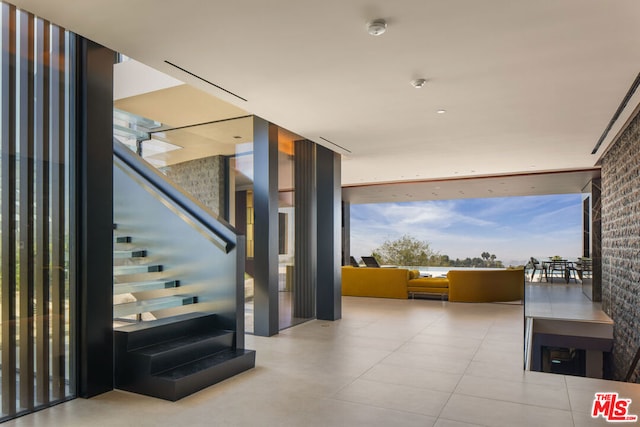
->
[154,348,254,380]
[115,236,132,243]
[114,264,163,275]
[114,249,147,259]
[114,280,179,294]
[114,295,196,317]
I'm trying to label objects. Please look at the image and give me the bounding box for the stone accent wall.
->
[162,156,226,217]
[601,110,640,381]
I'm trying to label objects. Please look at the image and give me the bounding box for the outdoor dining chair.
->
[529,257,542,282]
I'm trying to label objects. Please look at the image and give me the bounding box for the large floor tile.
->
[333,378,451,417]
[454,374,571,410]
[310,399,438,427]
[440,394,574,427]
[382,350,472,374]
[361,363,463,393]
[411,333,483,351]
[397,341,479,360]
[464,360,566,387]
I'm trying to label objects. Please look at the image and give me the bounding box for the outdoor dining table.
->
[542,259,577,283]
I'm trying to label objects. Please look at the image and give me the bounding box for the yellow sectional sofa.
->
[447,268,524,302]
[341,266,524,303]
[341,266,409,299]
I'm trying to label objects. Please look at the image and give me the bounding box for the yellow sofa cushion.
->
[408,277,449,289]
[409,270,421,279]
[342,266,409,299]
[447,268,524,302]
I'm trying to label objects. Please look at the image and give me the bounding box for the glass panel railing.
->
[113,140,244,334]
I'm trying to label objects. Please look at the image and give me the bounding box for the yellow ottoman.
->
[407,277,449,299]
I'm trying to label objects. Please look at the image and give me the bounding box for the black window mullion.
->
[17,9,36,411]
[34,17,51,406]
[0,2,18,417]
[49,24,67,400]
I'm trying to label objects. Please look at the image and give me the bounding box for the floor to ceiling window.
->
[0,3,76,421]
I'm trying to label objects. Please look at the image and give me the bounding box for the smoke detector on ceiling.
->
[410,78,427,88]
[367,19,387,36]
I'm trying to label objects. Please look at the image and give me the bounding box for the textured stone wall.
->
[162,156,226,217]
[601,110,640,381]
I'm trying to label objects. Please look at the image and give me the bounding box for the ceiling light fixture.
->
[436,109,446,114]
[367,19,387,36]
[410,78,427,88]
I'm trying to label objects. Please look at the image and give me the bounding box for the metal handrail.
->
[113,139,237,253]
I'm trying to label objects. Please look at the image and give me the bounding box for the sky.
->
[350,194,584,267]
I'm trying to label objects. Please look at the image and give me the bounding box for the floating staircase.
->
[113,224,255,400]
[114,313,255,401]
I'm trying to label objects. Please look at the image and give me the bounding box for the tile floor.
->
[7,291,640,426]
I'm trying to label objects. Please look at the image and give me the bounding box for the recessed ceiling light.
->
[436,109,447,114]
[233,135,242,139]
[366,19,387,36]
[410,78,427,88]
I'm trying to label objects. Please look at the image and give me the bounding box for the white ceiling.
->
[11,0,640,201]
[342,169,600,204]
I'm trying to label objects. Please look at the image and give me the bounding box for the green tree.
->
[371,235,436,267]
[481,252,490,265]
